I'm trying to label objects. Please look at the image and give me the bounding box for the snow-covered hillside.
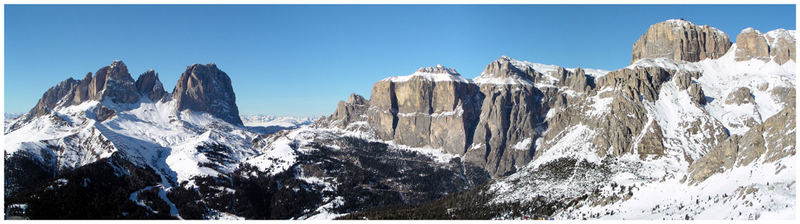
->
[482,41,796,220]
[4,98,261,189]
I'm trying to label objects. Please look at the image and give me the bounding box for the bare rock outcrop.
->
[734,28,797,64]
[87,60,139,104]
[689,106,795,182]
[631,19,731,63]
[735,28,771,61]
[317,93,369,129]
[366,65,482,156]
[173,63,243,126]
[466,57,547,176]
[11,78,81,132]
[725,87,755,105]
[766,29,796,65]
[9,61,141,130]
[94,104,117,122]
[590,66,675,156]
[135,69,168,102]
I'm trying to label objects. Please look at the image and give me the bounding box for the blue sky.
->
[4,5,796,116]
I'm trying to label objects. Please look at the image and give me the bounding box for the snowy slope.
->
[4,98,264,190]
[4,101,117,171]
[481,44,796,219]
[695,44,795,135]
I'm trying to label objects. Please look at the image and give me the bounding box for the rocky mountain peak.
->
[741,27,760,34]
[414,64,460,75]
[382,64,470,83]
[87,60,139,104]
[13,60,142,129]
[173,63,243,125]
[735,28,797,64]
[346,93,367,105]
[735,27,797,64]
[99,60,135,83]
[110,59,124,67]
[631,19,731,64]
[319,93,370,129]
[135,69,168,102]
[735,27,771,62]
[477,56,531,80]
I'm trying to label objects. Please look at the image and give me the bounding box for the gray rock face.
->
[67,61,140,107]
[172,63,243,126]
[10,61,142,130]
[725,87,755,105]
[766,29,796,65]
[135,70,168,102]
[735,28,796,65]
[319,54,730,177]
[770,86,796,107]
[465,57,548,176]
[323,57,606,176]
[71,73,93,105]
[675,70,708,105]
[587,66,675,157]
[592,65,726,161]
[365,66,482,156]
[19,78,81,125]
[735,28,771,62]
[13,61,247,130]
[317,93,369,129]
[94,104,117,122]
[689,106,795,182]
[87,60,139,104]
[631,19,731,63]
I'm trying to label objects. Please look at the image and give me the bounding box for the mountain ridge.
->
[3,19,796,220]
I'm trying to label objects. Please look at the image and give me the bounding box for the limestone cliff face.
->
[173,63,243,126]
[322,57,608,176]
[631,19,731,63]
[466,57,549,176]
[735,28,796,65]
[366,65,482,156]
[319,54,732,177]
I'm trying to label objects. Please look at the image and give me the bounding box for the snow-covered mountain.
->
[240,114,318,134]
[329,20,796,220]
[3,61,488,220]
[3,62,263,219]
[3,19,795,220]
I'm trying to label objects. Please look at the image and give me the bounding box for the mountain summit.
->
[172,63,243,125]
[631,19,732,63]
[6,61,244,133]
